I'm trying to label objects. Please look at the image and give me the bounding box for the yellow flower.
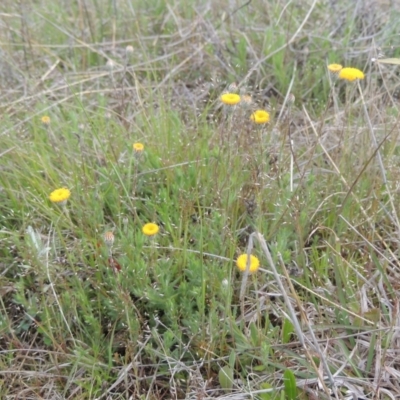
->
[327,64,343,73]
[41,116,51,125]
[220,93,241,106]
[142,223,159,236]
[236,254,260,273]
[133,142,144,152]
[250,110,270,124]
[49,188,71,205]
[338,67,365,82]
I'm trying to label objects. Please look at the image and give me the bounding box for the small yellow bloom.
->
[41,116,51,125]
[49,188,71,204]
[142,223,159,236]
[236,254,260,273]
[338,67,365,82]
[220,93,241,106]
[250,110,270,124]
[327,64,343,73]
[133,142,144,152]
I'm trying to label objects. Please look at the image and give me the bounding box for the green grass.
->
[1,0,400,398]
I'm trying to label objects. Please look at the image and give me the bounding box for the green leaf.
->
[259,382,275,400]
[218,365,234,392]
[228,350,236,370]
[283,369,297,400]
[250,322,259,345]
[282,318,295,344]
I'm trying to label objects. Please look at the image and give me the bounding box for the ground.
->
[1,0,400,399]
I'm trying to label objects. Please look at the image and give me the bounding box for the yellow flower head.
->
[133,142,144,152]
[220,93,241,106]
[250,110,270,124]
[327,64,343,73]
[142,223,159,236]
[236,254,260,273]
[49,188,71,204]
[338,67,365,82]
[41,115,51,125]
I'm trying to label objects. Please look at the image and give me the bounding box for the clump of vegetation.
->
[1,0,400,398]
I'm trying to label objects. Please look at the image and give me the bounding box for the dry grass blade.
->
[373,58,400,65]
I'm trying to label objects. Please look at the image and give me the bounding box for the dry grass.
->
[1,0,400,399]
